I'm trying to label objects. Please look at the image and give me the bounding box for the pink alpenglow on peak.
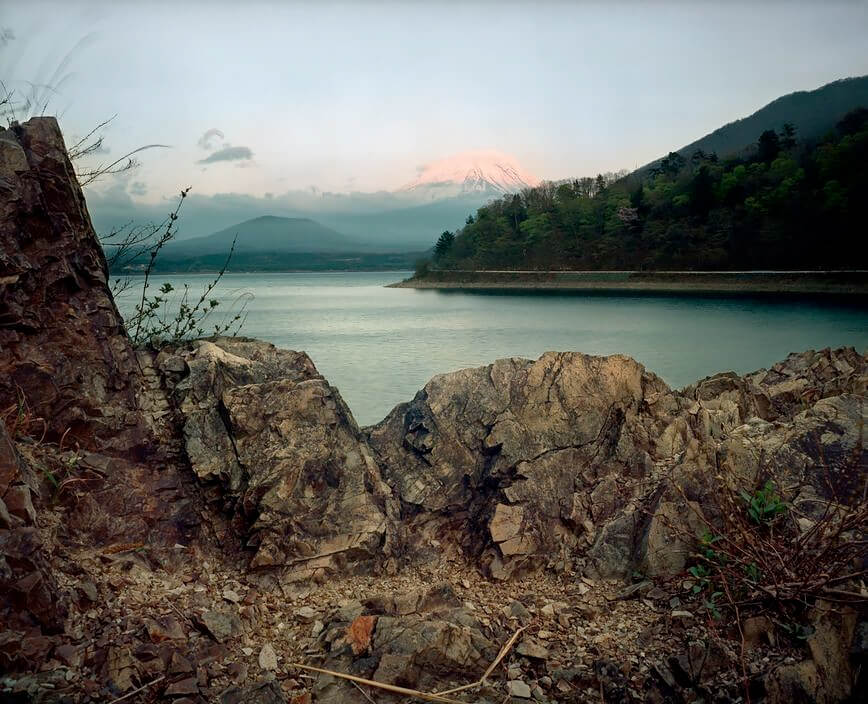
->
[400,150,540,197]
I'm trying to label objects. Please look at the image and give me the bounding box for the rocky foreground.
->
[1,118,866,703]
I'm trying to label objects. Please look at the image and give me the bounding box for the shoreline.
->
[388,270,868,296]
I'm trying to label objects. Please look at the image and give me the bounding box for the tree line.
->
[423,108,868,273]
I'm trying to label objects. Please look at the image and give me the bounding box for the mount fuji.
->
[399,150,540,201]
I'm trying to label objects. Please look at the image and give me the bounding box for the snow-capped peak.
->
[399,150,539,197]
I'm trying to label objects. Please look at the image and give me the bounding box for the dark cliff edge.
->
[1,117,865,703]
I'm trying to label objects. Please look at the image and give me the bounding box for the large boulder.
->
[367,348,867,581]
[164,338,394,577]
[367,352,676,578]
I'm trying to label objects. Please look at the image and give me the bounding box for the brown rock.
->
[368,352,672,577]
[0,526,68,632]
[165,676,199,696]
[172,338,392,576]
[195,609,242,643]
[227,661,248,683]
[346,615,377,655]
[220,680,286,704]
[516,639,549,660]
[105,646,136,693]
[372,653,420,687]
[0,423,19,497]
[2,485,36,525]
[145,616,186,642]
[53,643,83,668]
[169,651,194,674]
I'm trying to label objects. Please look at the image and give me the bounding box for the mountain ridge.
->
[161,215,359,255]
[640,75,868,171]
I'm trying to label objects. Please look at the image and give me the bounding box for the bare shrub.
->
[663,423,867,626]
[105,188,251,346]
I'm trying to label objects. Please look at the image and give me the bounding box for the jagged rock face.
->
[684,346,867,424]
[0,423,69,644]
[0,118,152,455]
[0,117,217,558]
[368,347,867,580]
[166,338,393,578]
[367,352,675,578]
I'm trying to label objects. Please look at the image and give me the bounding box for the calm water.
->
[116,272,868,426]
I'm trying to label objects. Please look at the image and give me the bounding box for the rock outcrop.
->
[0,117,208,557]
[0,117,152,456]
[158,338,394,578]
[368,352,675,579]
[367,347,867,583]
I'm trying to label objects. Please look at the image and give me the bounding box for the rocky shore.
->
[1,118,866,703]
[389,270,868,296]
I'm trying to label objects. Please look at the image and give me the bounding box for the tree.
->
[757,129,780,162]
[837,107,868,136]
[689,165,715,218]
[660,151,687,177]
[434,230,455,259]
[779,122,797,151]
[594,174,607,196]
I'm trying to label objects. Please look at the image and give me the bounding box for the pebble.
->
[222,588,242,603]
[296,606,317,622]
[507,680,532,698]
[671,610,694,619]
[258,643,278,671]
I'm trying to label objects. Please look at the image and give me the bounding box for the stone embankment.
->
[1,118,866,703]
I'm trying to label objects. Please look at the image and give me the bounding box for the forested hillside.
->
[427,108,868,272]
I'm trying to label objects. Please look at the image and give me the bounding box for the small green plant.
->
[699,531,723,561]
[688,564,712,594]
[744,562,761,582]
[780,620,813,641]
[739,480,788,525]
[703,591,724,620]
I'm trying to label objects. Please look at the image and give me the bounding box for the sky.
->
[2,0,868,210]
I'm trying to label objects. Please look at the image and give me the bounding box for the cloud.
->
[128,181,147,196]
[196,128,224,150]
[197,145,253,165]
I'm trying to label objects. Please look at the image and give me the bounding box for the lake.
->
[115,272,868,426]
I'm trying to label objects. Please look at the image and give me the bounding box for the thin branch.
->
[106,675,165,704]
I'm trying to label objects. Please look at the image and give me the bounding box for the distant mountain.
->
[643,76,868,170]
[399,149,539,201]
[318,193,493,250]
[147,215,425,272]
[162,215,359,256]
